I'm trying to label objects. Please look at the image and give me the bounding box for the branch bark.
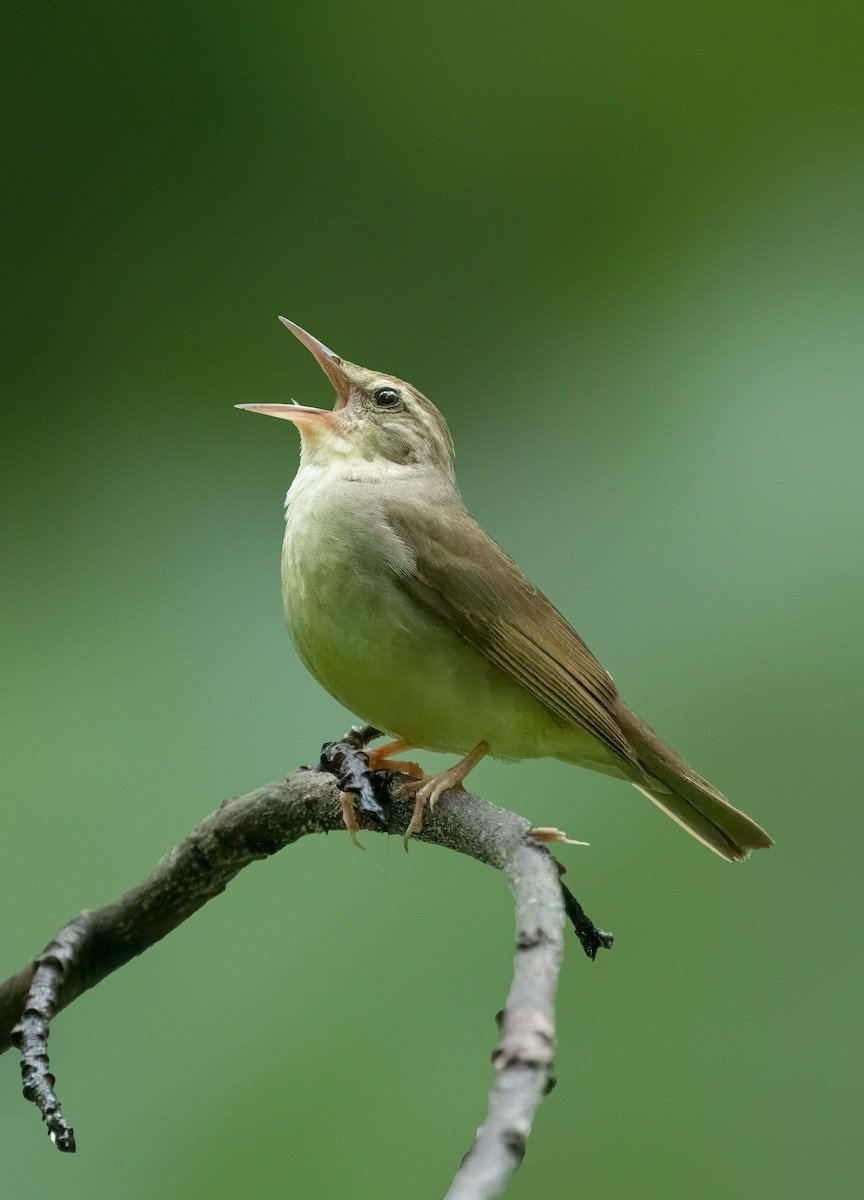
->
[0,741,610,1195]
[445,837,564,1200]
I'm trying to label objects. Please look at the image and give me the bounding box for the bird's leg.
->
[365,739,423,779]
[339,792,365,850]
[400,741,490,850]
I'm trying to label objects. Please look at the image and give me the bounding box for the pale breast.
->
[281,465,613,765]
[282,466,413,699]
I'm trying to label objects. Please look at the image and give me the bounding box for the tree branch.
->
[445,836,564,1200]
[0,733,611,1195]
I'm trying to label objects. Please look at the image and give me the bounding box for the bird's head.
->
[238,318,455,478]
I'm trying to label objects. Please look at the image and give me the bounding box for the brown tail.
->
[618,709,773,862]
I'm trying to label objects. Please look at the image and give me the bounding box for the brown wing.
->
[385,494,639,767]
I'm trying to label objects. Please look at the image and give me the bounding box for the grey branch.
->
[445,838,564,1200]
[0,750,606,1196]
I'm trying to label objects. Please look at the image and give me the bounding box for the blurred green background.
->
[2,2,862,1197]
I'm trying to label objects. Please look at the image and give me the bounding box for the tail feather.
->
[618,708,773,862]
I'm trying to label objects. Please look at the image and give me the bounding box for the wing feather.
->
[385,495,638,766]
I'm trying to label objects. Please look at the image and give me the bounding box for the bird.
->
[237,318,773,860]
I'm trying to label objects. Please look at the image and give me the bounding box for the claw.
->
[339,792,365,850]
[400,741,489,850]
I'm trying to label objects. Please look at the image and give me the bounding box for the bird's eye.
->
[371,387,402,409]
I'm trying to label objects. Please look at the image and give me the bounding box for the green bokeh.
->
[3,3,862,1197]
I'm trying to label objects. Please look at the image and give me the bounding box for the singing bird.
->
[238,319,772,860]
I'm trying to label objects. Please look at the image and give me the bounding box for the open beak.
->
[235,318,352,427]
[234,400,334,428]
[277,317,351,409]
